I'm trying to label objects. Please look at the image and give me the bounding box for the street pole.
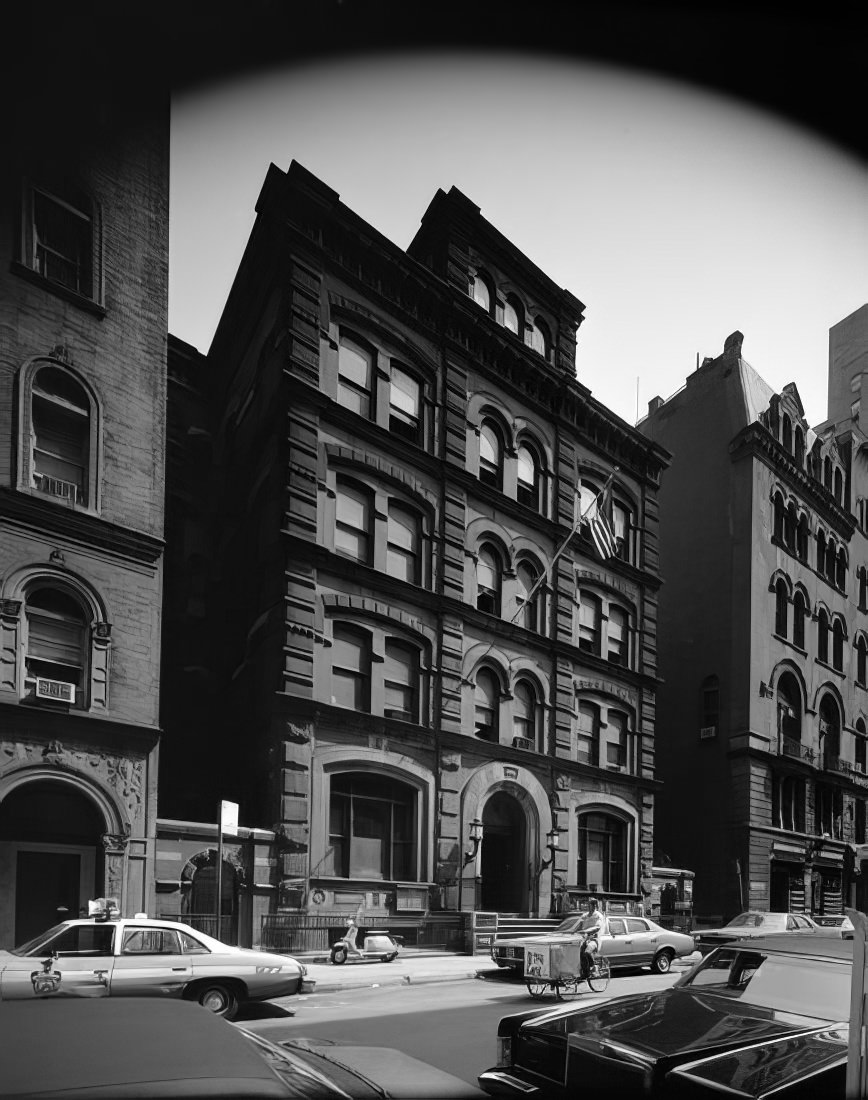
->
[216,800,223,939]
[846,907,868,1098]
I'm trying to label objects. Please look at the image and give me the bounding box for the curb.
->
[301,967,500,994]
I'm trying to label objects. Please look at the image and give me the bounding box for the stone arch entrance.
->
[0,778,108,944]
[480,791,525,913]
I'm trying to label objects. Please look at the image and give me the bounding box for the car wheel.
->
[331,944,348,965]
[384,952,398,962]
[197,983,239,1020]
[651,949,674,974]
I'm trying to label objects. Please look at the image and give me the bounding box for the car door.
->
[624,917,654,966]
[602,917,628,968]
[0,923,114,1000]
[109,926,192,997]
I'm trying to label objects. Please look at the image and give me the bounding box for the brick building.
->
[159,162,668,942]
[0,79,169,944]
[641,315,868,924]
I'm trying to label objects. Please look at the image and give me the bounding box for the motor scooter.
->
[329,920,402,964]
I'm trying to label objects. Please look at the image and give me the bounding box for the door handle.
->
[171,967,187,972]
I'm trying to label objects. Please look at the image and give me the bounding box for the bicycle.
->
[525,954,611,1000]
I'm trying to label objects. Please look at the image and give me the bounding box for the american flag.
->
[584,480,617,561]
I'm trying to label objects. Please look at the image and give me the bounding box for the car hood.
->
[528,987,832,1062]
[284,1039,486,1098]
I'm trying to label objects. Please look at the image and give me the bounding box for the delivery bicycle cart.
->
[522,936,611,1000]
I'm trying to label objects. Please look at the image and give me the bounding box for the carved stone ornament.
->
[42,741,65,764]
[93,621,112,641]
[285,722,311,744]
[441,752,461,772]
[0,599,22,619]
[555,773,570,790]
[101,832,130,854]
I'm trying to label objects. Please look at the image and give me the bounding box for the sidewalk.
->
[293,947,702,995]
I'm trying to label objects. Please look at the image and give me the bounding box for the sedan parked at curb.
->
[491,913,696,974]
[0,904,313,1019]
[0,997,486,1099]
[479,935,852,1099]
[693,911,820,955]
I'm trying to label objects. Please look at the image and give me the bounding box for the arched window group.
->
[471,666,546,751]
[472,411,550,516]
[328,620,427,725]
[471,539,549,635]
[815,607,846,672]
[579,475,637,565]
[815,528,847,590]
[326,772,418,881]
[771,490,808,561]
[576,810,630,893]
[468,268,554,362]
[574,695,636,772]
[330,472,429,587]
[335,328,430,449]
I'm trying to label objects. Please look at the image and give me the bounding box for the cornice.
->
[0,698,162,749]
[730,423,856,540]
[0,488,165,565]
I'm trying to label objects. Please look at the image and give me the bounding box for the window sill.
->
[11,261,107,318]
[815,658,846,678]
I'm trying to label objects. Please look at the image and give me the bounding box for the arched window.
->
[860,567,868,611]
[388,364,422,444]
[578,592,602,656]
[383,639,420,722]
[517,441,544,512]
[24,585,89,707]
[816,530,826,573]
[503,294,524,336]
[819,695,841,769]
[794,426,805,467]
[577,811,628,893]
[781,413,793,453]
[784,503,797,550]
[796,515,809,561]
[516,558,544,634]
[834,467,844,504]
[773,774,806,832]
[527,316,551,360]
[612,498,634,562]
[777,672,801,743]
[792,589,807,649]
[328,773,417,880]
[832,618,845,672]
[479,420,504,489]
[335,479,372,563]
[823,457,833,492]
[330,625,370,711]
[825,540,836,583]
[386,502,421,584]
[31,365,91,506]
[836,548,847,591]
[337,334,374,417]
[817,608,830,664]
[857,636,868,687]
[471,272,493,314]
[513,679,540,748]
[772,492,785,542]
[474,669,500,741]
[607,606,629,666]
[476,543,502,616]
[774,579,788,638]
[575,701,599,766]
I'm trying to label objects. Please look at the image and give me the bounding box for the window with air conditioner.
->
[24,586,87,707]
[30,366,91,507]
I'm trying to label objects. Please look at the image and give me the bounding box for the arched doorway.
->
[181,852,238,942]
[0,780,105,944]
[480,791,526,913]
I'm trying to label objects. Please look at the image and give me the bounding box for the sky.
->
[169,50,868,429]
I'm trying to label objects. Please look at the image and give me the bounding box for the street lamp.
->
[537,827,559,874]
[463,819,483,867]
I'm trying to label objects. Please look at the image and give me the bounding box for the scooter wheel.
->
[331,945,348,965]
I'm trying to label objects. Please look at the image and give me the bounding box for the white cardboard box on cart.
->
[523,940,583,980]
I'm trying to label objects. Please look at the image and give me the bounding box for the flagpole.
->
[507,467,619,626]
[216,801,223,939]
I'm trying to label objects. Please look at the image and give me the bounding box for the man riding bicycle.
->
[578,897,608,978]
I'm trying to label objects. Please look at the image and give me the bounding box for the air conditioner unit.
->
[699,726,717,739]
[856,763,865,774]
[36,677,75,704]
[512,736,533,751]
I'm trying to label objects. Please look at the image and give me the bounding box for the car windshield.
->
[554,916,584,933]
[681,947,850,1020]
[9,923,69,956]
[724,913,773,929]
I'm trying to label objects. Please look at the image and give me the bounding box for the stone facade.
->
[642,322,868,923]
[164,162,667,936]
[0,80,168,945]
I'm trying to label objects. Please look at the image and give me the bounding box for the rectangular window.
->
[335,483,370,563]
[578,594,601,656]
[32,188,93,298]
[389,366,421,443]
[338,337,373,417]
[383,641,419,722]
[604,712,629,770]
[607,608,628,666]
[386,503,420,583]
[331,629,369,711]
[576,702,599,766]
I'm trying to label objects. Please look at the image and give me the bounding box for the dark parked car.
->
[479,935,851,1098]
[0,997,485,1098]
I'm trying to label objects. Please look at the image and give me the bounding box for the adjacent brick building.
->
[641,314,868,924]
[159,162,669,942]
[0,80,169,944]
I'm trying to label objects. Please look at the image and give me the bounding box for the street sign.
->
[220,800,239,836]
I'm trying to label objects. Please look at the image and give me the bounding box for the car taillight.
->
[497,1036,513,1068]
